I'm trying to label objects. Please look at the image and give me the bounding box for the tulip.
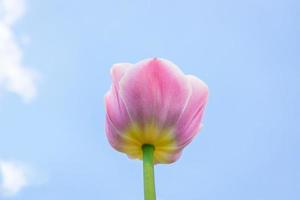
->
[105,58,208,200]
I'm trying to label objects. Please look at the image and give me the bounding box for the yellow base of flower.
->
[119,122,178,164]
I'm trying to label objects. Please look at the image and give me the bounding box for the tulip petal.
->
[175,75,208,146]
[105,63,133,130]
[111,63,133,90]
[105,114,123,151]
[119,58,190,131]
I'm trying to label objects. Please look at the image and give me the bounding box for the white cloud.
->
[0,160,48,197]
[0,0,38,102]
[0,160,29,197]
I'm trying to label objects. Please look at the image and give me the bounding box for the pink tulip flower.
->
[105,58,208,200]
[105,58,208,163]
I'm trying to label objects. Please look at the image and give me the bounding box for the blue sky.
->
[0,0,299,199]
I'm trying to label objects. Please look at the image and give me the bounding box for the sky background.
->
[0,0,300,199]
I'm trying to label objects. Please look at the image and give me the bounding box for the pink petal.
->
[105,63,133,130]
[105,114,123,151]
[105,114,140,153]
[119,58,190,131]
[111,63,133,90]
[175,75,208,146]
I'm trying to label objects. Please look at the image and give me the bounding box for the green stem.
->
[142,144,156,200]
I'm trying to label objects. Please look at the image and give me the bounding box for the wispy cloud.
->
[0,0,38,102]
[0,160,30,197]
[0,160,48,197]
